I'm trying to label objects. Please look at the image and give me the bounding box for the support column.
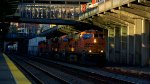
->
[134,18,142,66]
[106,28,110,61]
[141,19,150,66]
[25,5,27,18]
[4,42,8,52]
[104,0,106,14]
[127,24,129,64]
[121,26,128,64]
[41,4,44,18]
[128,23,135,65]
[115,26,121,63]
[111,0,113,8]
[29,5,32,18]
[113,27,116,63]
[108,27,115,63]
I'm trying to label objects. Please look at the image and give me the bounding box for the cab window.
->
[63,38,68,42]
[83,34,93,39]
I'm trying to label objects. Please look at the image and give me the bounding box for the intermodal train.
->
[38,30,106,65]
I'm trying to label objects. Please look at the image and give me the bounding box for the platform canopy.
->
[0,0,20,19]
[21,0,90,4]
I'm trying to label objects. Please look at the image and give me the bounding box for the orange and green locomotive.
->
[38,30,106,65]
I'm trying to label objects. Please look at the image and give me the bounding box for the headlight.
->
[71,47,74,52]
[89,50,92,53]
[94,39,96,43]
[55,48,57,51]
[100,50,103,53]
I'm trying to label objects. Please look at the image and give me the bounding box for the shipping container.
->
[28,37,46,56]
[17,39,29,55]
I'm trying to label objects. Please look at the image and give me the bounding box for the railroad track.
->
[9,54,150,84]
[28,56,134,84]
[37,56,150,81]
[8,54,93,84]
[8,55,69,84]
[102,67,150,81]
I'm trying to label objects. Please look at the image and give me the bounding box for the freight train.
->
[38,30,106,65]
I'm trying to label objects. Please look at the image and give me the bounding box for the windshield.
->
[63,38,68,42]
[83,34,93,39]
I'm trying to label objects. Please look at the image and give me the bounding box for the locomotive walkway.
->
[0,53,31,84]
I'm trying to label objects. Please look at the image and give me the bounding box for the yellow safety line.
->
[3,53,31,84]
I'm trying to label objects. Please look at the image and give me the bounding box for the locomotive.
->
[38,30,106,65]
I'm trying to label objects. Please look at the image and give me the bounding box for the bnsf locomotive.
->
[38,30,106,65]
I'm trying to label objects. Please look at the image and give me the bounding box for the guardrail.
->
[16,0,135,21]
[6,33,37,39]
[37,0,136,35]
[58,0,136,33]
[79,7,99,20]
[99,0,135,13]
[78,0,135,21]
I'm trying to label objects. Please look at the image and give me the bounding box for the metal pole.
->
[107,29,110,61]
[127,24,130,64]
[133,19,136,65]
[111,0,113,8]
[113,26,116,62]
[104,0,106,14]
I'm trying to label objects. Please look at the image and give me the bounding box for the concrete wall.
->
[106,18,150,66]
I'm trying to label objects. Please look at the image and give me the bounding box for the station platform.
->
[0,53,31,84]
[48,59,150,84]
[103,66,150,80]
[105,66,150,75]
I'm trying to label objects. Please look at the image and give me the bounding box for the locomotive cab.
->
[78,30,106,65]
